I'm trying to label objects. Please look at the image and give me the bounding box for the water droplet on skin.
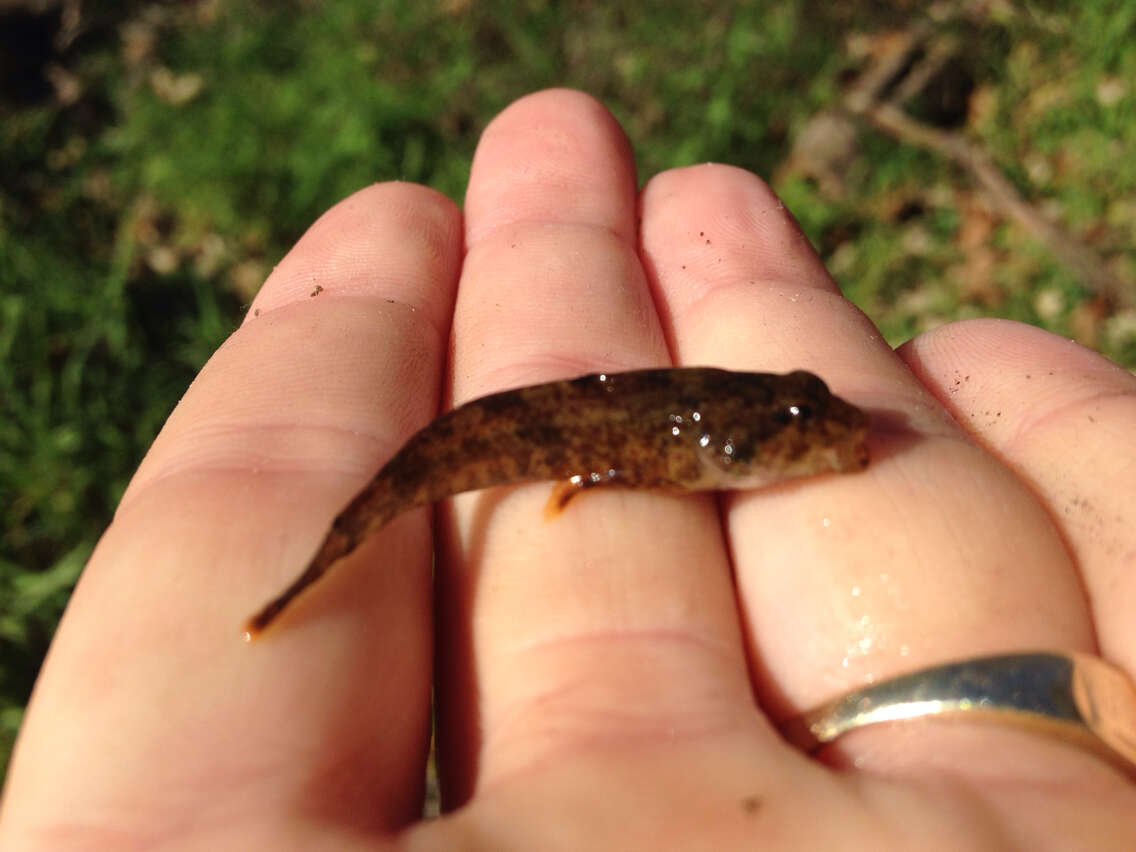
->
[822,517,832,528]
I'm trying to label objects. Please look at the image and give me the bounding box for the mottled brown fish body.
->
[243,368,869,639]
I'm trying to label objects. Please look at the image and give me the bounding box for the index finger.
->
[0,183,461,842]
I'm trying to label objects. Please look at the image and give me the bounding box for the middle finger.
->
[436,90,754,804]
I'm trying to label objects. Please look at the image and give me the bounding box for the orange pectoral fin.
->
[544,478,586,519]
[543,471,630,520]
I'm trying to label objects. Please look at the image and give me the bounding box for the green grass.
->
[2,0,1134,780]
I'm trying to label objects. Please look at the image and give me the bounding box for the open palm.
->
[3,90,1134,849]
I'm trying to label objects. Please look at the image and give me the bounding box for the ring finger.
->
[640,164,1099,785]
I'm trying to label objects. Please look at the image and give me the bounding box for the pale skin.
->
[2,89,1135,848]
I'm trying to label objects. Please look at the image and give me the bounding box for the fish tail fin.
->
[243,490,402,642]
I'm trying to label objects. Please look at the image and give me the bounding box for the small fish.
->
[244,368,869,639]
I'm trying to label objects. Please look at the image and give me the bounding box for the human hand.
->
[2,89,1134,848]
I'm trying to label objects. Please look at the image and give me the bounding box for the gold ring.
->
[779,651,1136,778]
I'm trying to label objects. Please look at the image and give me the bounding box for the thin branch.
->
[841,29,1131,307]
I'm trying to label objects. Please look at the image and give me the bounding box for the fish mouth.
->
[821,397,871,472]
[826,427,870,472]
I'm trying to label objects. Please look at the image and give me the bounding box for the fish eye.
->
[726,439,754,463]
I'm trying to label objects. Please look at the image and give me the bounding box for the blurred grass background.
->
[2,0,1134,780]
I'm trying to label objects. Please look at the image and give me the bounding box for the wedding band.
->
[779,652,1136,777]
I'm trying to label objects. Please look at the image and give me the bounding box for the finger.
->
[436,90,752,805]
[1,183,461,842]
[897,319,1136,671]
[639,166,1098,780]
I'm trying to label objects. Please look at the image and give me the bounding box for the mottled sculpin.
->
[244,368,869,639]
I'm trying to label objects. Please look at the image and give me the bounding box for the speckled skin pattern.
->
[244,368,869,638]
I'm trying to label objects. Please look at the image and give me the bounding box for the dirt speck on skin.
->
[310,284,324,297]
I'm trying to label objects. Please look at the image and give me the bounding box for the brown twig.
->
[840,27,1131,307]
[859,103,1131,306]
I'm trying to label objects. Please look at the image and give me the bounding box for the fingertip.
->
[247,180,463,323]
[465,88,637,246]
[639,162,834,305]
